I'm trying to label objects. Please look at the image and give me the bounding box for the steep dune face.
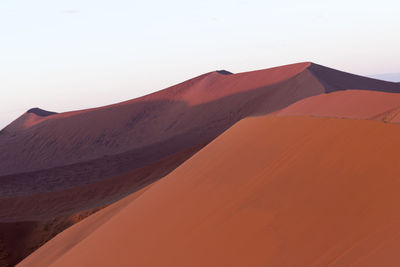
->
[0,145,202,267]
[20,115,400,267]
[308,63,400,93]
[3,63,398,179]
[1,108,57,135]
[0,208,100,267]
[277,90,400,122]
[1,62,322,266]
[5,62,400,266]
[17,184,154,267]
[0,62,325,221]
[0,62,312,176]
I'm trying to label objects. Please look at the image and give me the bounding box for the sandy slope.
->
[3,62,398,177]
[0,144,202,267]
[0,62,324,218]
[0,62,313,176]
[3,62,400,265]
[1,62,322,265]
[277,89,400,122]
[18,184,154,267]
[20,115,400,267]
[2,63,399,220]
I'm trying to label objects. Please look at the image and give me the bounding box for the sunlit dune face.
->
[5,62,400,267]
[144,62,311,106]
[277,90,400,122]
[19,116,400,267]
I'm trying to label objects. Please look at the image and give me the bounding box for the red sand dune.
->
[277,89,400,122]
[3,63,399,177]
[1,62,321,265]
[0,144,202,266]
[1,62,328,223]
[2,62,400,265]
[20,115,400,267]
[0,62,314,175]
[2,63,399,220]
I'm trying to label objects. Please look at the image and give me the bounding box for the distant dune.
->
[2,62,400,266]
[20,116,400,267]
[277,90,400,122]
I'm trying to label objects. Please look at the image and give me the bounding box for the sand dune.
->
[3,62,400,265]
[0,144,202,266]
[0,62,327,222]
[307,63,400,93]
[20,115,400,267]
[277,89,400,122]
[2,62,321,265]
[0,62,314,176]
[3,63,399,177]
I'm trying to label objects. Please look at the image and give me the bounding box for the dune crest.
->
[2,108,57,134]
[277,90,400,122]
[26,108,57,117]
[3,62,400,266]
[20,115,400,267]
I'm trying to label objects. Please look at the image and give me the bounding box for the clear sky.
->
[1,0,400,129]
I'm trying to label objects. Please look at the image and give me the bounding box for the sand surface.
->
[1,62,323,265]
[0,144,202,266]
[0,62,324,220]
[277,90,400,122]
[4,62,400,265]
[18,184,153,267]
[20,115,400,267]
[0,62,314,176]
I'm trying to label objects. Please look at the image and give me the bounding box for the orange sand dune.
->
[0,62,322,216]
[1,62,322,265]
[21,115,400,267]
[0,144,202,266]
[3,62,400,265]
[277,89,400,122]
[0,62,324,221]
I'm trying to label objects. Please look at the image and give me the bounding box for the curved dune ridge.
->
[3,108,57,134]
[2,62,400,266]
[3,62,399,177]
[0,62,313,175]
[20,115,400,267]
[0,62,326,221]
[26,108,57,117]
[277,90,400,122]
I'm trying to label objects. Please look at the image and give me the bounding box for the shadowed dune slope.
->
[0,143,204,222]
[308,63,400,93]
[20,115,400,267]
[4,62,400,266]
[277,90,400,122]
[3,63,399,177]
[1,62,326,221]
[0,62,312,176]
[27,108,57,117]
[0,145,203,267]
[1,62,321,265]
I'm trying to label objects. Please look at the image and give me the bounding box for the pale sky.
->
[1,0,400,129]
